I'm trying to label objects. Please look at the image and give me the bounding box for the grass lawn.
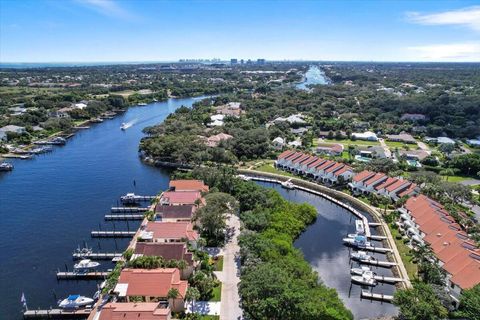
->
[440,175,472,183]
[390,225,418,280]
[384,141,418,150]
[213,256,224,271]
[209,283,222,302]
[255,163,295,177]
[111,90,136,97]
[199,316,220,320]
[323,138,380,147]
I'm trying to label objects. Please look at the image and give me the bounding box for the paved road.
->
[379,138,392,158]
[217,214,243,320]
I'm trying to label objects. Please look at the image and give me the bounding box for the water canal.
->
[255,181,398,320]
[296,65,330,90]
[0,96,207,319]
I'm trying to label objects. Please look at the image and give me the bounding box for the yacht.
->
[355,220,365,234]
[281,179,295,189]
[74,259,100,270]
[120,122,129,130]
[350,266,372,276]
[0,162,13,171]
[351,270,377,286]
[343,235,371,248]
[351,250,375,262]
[58,295,94,309]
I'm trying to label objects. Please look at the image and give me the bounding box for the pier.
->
[72,252,122,260]
[23,308,91,319]
[91,230,136,238]
[361,290,394,302]
[111,207,148,213]
[120,194,156,204]
[104,214,144,220]
[56,271,109,280]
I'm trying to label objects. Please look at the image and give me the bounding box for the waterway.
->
[296,65,330,90]
[255,181,398,320]
[0,96,207,319]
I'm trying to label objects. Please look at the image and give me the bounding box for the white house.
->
[272,137,285,150]
[0,125,26,135]
[208,114,225,127]
[352,131,378,141]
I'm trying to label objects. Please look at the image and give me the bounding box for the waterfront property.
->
[154,204,197,222]
[98,302,171,320]
[140,221,199,247]
[159,191,203,206]
[397,194,480,307]
[168,179,209,192]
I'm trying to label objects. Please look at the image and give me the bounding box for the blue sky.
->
[1,0,479,62]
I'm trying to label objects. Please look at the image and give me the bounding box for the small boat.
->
[138,103,148,106]
[0,162,13,171]
[121,193,137,203]
[58,295,94,309]
[50,137,66,145]
[355,220,365,234]
[281,179,295,189]
[91,118,104,123]
[351,270,377,286]
[237,174,252,181]
[74,259,100,270]
[120,123,128,130]
[350,266,372,276]
[343,235,371,248]
[351,250,375,262]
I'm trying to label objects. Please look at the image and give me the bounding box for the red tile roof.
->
[324,162,344,174]
[169,180,209,192]
[117,268,187,298]
[450,259,480,290]
[155,204,196,220]
[161,191,201,205]
[99,303,170,320]
[385,180,410,192]
[363,173,387,187]
[285,152,303,162]
[352,170,375,182]
[278,150,295,160]
[307,158,326,169]
[134,242,194,266]
[292,153,310,164]
[316,160,335,171]
[299,155,318,166]
[375,177,398,191]
[145,222,199,241]
[398,183,418,198]
[333,165,353,177]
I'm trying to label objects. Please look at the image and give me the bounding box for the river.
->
[255,181,398,320]
[296,65,330,90]
[0,96,207,319]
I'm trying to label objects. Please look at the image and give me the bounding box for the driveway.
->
[379,138,392,158]
[417,141,430,151]
[216,214,243,320]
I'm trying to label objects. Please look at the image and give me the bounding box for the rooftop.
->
[144,221,199,241]
[169,180,209,192]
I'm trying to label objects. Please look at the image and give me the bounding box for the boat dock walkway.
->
[362,245,393,253]
[120,194,156,203]
[104,214,143,220]
[111,207,148,213]
[368,222,382,227]
[72,252,122,260]
[56,271,109,280]
[23,309,91,319]
[247,176,372,237]
[361,290,394,302]
[91,230,136,238]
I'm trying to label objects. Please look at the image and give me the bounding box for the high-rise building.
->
[257,59,266,64]
[230,59,238,64]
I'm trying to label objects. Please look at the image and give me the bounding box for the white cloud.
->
[407,43,480,61]
[76,0,137,20]
[406,6,480,31]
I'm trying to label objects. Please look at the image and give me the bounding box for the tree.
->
[393,282,448,320]
[185,287,201,313]
[459,284,480,320]
[439,168,455,181]
[167,288,180,311]
[439,143,455,155]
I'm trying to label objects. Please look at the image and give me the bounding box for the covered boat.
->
[351,270,377,286]
[350,266,372,276]
[58,295,94,309]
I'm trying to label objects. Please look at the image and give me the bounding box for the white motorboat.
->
[58,295,94,309]
[138,103,148,106]
[351,270,377,286]
[0,162,13,171]
[350,266,373,276]
[74,259,100,270]
[281,179,295,189]
[343,235,371,247]
[120,122,129,130]
[351,250,375,262]
[355,219,365,234]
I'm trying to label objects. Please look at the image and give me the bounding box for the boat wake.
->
[120,119,137,130]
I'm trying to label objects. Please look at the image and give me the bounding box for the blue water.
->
[296,65,330,90]
[0,97,206,319]
[256,182,398,320]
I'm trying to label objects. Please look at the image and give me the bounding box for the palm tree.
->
[167,288,180,311]
[185,287,200,313]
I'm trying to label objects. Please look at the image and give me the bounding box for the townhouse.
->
[98,303,171,320]
[169,179,209,193]
[154,204,196,222]
[140,221,199,247]
[398,195,480,307]
[159,191,202,206]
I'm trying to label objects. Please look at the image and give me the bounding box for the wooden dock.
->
[361,290,394,302]
[91,230,136,238]
[23,308,91,319]
[104,214,143,221]
[72,252,122,260]
[111,207,148,213]
[56,271,109,280]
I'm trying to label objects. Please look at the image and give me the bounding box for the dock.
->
[104,214,143,220]
[91,230,136,238]
[357,259,397,268]
[368,222,382,227]
[363,246,393,253]
[361,290,394,302]
[56,271,109,280]
[373,275,404,284]
[23,308,91,319]
[111,207,148,213]
[120,194,156,204]
[369,235,387,241]
[72,252,122,260]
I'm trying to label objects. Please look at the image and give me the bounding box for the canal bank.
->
[0,96,207,319]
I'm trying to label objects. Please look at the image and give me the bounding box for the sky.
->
[0,0,479,62]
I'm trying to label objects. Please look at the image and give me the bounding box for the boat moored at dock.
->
[58,295,94,309]
[281,178,295,189]
[0,162,13,171]
[73,259,100,270]
[351,270,377,286]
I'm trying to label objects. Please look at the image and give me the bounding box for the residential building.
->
[208,114,225,127]
[154,205,196,222]
[273,114,306,125]
[169,180,209,193]
[140,221,199,247]
[425,136,455,144]
[205,133,233,147]
[215,102,243,117]
[352,131,378,141]
[114,268,187,312]
[466,139,480,147]
[272,137,285,150]
[160,191,202,206]
[98,302,171,320]
[0,125,25,135]
[401,113,426,121]
[386,133,417,144]
[316,143,344,156]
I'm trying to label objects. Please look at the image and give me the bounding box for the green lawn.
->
[255,163,295,177]
[323,138,380,147]
[384,141,418,150]
[199,316,219,320]
[209,283,222,302]
[213,256,224,271]
[390,225,418,280]
[440,175,471,183]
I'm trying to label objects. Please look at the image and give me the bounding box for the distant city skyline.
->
[1,0,479,63]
